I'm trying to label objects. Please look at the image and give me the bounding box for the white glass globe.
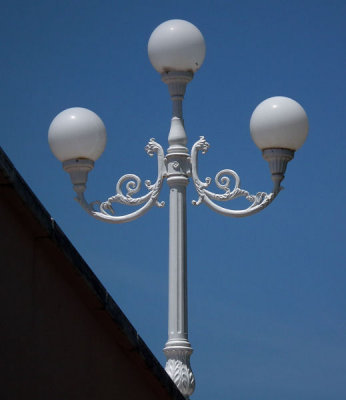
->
[48,107,107,162]
[148,19,206,73]
[250,96,308,150]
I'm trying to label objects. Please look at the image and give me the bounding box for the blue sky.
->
[1,1,346,399]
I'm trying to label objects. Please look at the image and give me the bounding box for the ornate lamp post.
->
[48,20,308,399]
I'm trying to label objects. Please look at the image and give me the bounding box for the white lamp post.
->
[48,19,308,399]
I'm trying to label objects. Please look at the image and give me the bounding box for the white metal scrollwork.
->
[190,136,276,218]
[75,138,166,224]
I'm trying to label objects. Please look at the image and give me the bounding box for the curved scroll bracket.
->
[74,138,166,224]
[190,136,277,218]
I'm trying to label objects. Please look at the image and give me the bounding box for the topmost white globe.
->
[250,96,309,151]
[148,19,206,73]
[48,107,107,162]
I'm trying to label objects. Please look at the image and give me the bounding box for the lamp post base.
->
[164,341,195,399]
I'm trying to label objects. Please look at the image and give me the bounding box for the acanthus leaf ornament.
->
[164,347,195,399]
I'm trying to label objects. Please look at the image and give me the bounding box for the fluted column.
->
[163,112,195,398]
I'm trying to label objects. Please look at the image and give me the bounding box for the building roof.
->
[0,146,185,400]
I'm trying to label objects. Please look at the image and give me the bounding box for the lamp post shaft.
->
[164,155,195,399]
[168,182,188,341]
[162,71,196,398]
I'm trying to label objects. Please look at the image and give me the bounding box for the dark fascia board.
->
[0,146,185,400]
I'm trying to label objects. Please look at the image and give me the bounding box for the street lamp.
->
[48,19,308,399]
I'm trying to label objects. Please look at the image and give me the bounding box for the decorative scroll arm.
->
[190,136,277,218]
[71,138,166,224]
